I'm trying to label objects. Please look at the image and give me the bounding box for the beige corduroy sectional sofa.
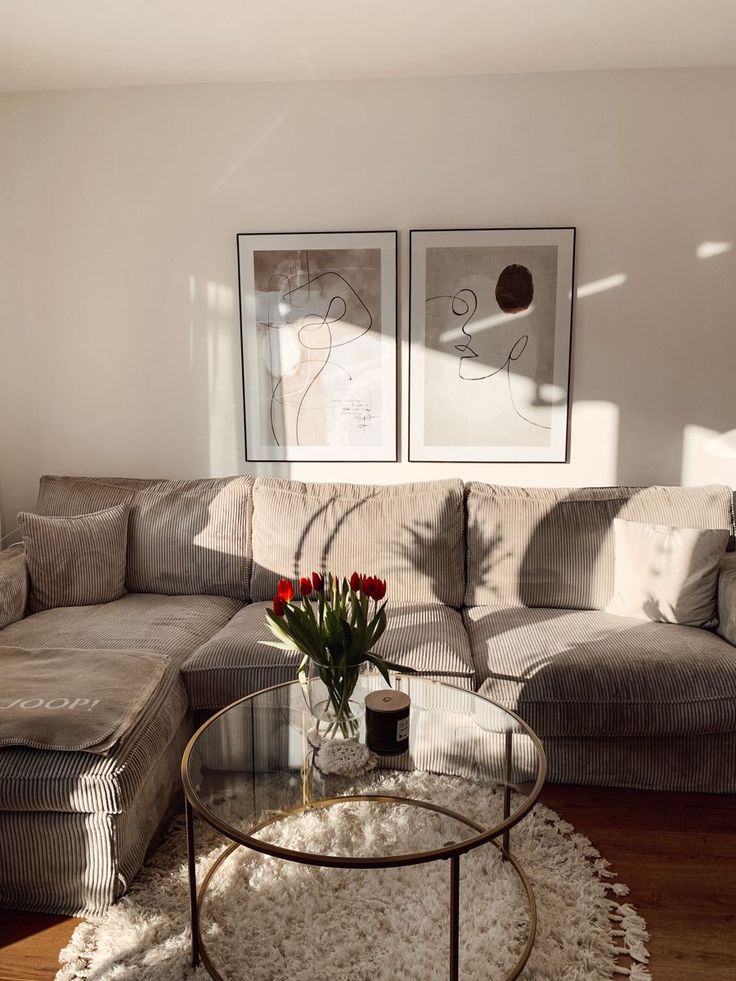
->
[0,474,734,915]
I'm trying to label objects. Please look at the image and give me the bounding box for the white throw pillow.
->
[606,518,730,628]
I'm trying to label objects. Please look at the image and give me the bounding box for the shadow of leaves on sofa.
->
[254,493,467,605]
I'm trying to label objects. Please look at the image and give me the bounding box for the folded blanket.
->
[0,647,169,754]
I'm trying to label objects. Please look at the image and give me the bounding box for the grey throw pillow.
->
[18,504,129,613]
[605,518,730,628]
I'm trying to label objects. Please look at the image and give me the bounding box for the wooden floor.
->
[0,785,734,981]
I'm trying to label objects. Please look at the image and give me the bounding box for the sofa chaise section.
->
[0,474,255,915]
[0,592,243,664]
[0,660,190,914]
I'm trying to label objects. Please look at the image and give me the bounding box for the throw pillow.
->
[606,518,730,628]
[17,504,130,613]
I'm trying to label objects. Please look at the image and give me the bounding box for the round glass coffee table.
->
[181,674,546,981]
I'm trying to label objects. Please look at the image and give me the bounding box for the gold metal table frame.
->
[181,678,547,981]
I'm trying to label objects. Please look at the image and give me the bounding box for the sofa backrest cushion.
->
[37,475,254,601]
[465,482,735,610]
[251,478,465,607]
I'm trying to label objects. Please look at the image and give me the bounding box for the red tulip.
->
[372,578,387,601]
[276,578,294,602]
[349,571,361,592]
[361,575,375,598]
[300,577,312,597]
[311,571,324,592]
[273,594,286,617]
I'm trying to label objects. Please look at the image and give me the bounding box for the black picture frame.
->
[407,225,577,463]
[237,230,399,464]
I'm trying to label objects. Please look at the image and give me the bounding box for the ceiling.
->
[2,0,736,93]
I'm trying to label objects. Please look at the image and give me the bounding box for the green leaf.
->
[365,606,387,647]
[379,657,417,675]
[340,617,354,659]
[364,651,393,687]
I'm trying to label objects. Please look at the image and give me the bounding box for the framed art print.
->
[409,227,575,462]
[237,230,397,462]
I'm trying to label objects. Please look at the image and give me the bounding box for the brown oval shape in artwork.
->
[495,264,534,313]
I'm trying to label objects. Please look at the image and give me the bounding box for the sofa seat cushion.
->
[465,606,736,737]
[0,593,242,665]
[182,602,475,710]
[0,660,187,815]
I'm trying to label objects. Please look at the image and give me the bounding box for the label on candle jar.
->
[397,716,410,741]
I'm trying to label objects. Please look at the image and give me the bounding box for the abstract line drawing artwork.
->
[409,228,575,463]
[238,232,397,462]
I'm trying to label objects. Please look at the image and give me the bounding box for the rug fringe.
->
[55,920,96,981]
[613,964,653,980]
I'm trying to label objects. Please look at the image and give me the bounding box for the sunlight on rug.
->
[57,772,651,980]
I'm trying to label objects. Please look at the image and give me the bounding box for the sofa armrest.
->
[717,552,736,647]
[0,544,28,629]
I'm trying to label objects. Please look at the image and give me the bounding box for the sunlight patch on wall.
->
[188,275,197,366]
[571,400,619,484]
[576,274,627,298]
[682,425,736,487]
[205,280,239,475]
[696,241,733,259]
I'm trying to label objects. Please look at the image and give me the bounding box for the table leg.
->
[450,854,460,981]
[503,729,512,856]
[185,797,200,967]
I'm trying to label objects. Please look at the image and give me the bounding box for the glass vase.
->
[301,658,365,743]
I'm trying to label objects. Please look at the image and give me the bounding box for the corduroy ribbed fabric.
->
[465,482,735,609]
[251,478,465,606]
[0,661,186,814]
[18,505,129,613]
[541,731,736,794]
[0,545,28,629]
[36,475,254,601]
[717,552,736,647]
[0,593,243,667]
[466,605,736,738]
[0,711,193,915]
[181,600,475,710]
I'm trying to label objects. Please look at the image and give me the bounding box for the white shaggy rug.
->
[57,772,651,981]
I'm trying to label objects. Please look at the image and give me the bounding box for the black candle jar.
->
[365,689,410,756]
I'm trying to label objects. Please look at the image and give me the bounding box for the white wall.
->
[1,69,735,533]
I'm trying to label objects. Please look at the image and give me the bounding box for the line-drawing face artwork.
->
[409,228,575,463]
[242,237,396,461]
[423,244,559,449]
[426,264,551,432]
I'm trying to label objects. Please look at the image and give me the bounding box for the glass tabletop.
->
[182,674,546,868]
